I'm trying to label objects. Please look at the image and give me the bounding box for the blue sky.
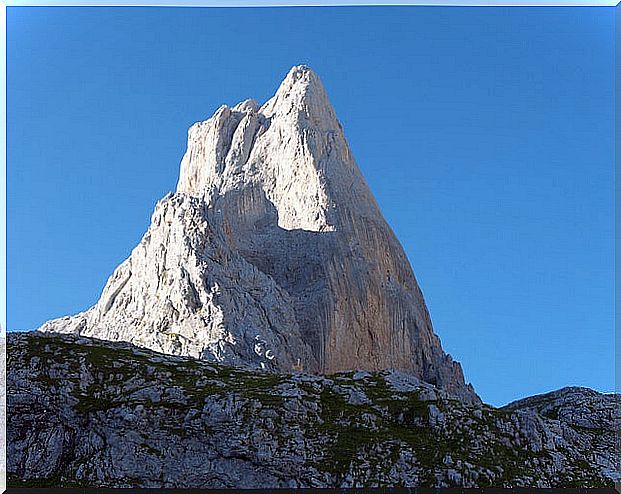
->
[7,6,614,406]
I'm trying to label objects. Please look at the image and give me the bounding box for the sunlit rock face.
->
[39,65,477,403]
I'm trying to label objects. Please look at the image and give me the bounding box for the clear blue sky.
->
[8,6,614,406]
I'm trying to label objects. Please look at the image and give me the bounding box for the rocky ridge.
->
[39,65,476,403]
[8,332,619,488]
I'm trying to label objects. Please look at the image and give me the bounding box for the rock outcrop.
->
[7,332,619,488]
[39,65,476,403]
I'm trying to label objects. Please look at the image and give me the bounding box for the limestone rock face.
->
[39,65,476,402]
[40,194,316,373]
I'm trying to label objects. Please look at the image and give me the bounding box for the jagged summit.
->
[261,65,339,125]
[40,65,479,403]
[176,64,358,234]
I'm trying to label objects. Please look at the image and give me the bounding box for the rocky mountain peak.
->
[39,65,479,404]
[176,64,353,234]
[260,65,339,127]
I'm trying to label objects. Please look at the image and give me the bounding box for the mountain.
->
[39,65,477,403]
[7,332,619,488]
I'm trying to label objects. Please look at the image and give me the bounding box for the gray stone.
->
[38,65,477,403]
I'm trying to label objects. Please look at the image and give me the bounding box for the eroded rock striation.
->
[8,332,619,488]
[39,65,476,402]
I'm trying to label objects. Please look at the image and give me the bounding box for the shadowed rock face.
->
[39,65,477,403]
